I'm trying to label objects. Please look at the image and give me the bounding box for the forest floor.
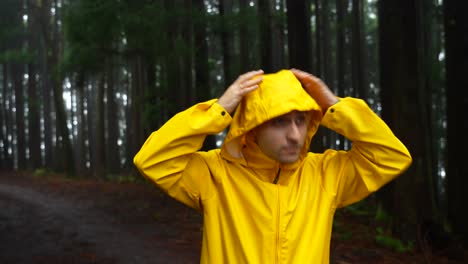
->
[0,170,466,264]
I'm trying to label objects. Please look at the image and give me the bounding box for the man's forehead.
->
[275,110,309,118]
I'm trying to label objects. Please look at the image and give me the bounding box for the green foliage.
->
[61,0,183,74]
[375,227,414,253]
[344,200,375,217]
[374,204,414,253]
[105,173,142,184]
[332,219,354,241]
[62,0,121,73]
[375,203,393,223]
[143,93,174,131]
[33,168,50,177]
[0,49,35,64]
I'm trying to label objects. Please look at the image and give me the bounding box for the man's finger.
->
[239,70,264,82]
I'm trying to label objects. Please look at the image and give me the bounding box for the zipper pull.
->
[273,168,281,184]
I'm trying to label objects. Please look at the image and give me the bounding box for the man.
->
[134,69,412,263]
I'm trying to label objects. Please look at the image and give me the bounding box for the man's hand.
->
[290,68,338,113]
[218,70,264,114]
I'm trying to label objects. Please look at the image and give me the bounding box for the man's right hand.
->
[290,68,338,113]
[218,70,264,114]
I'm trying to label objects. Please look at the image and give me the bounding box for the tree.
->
[351,0,368,100]
[444,0,468,241]
[378,0,441,243]
[286,0,312,71]
[27,0,42,169]
[258,0,274,72]
[38,0,74,173]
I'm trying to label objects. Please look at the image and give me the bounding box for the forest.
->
[1,0,468,262]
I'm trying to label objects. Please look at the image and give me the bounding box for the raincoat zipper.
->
[274,167,281,263]
[276,184,281,264]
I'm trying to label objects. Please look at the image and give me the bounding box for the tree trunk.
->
[27,0,42,169]
[219,0,235,83]
[309,0,323,152]
[13,64,26,169]
[313,0,323,76]
[351,0,368,100]
[378,0,438,241]
[1,64,14,169]
[239,0,252,73]
[258,0,273,73]
[335,0,347,148]
[27,62,41,169]
[444,0,468,241]
[94,73,106,178]
[287,0,312,70]
[39,0,74,174]
[41,64,53,168]
[74,72,87,176]
[194,0,216,150]
[106,63,120,174]
[127,55,145,167]
[271,2,286,71]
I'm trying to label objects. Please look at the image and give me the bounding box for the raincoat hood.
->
[221,69,323,167]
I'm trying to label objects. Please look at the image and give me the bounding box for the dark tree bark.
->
[182,0,195,106]
[1,64,14,169]
[258,0,273,73]
[313,0,323,76]
[13,64,26,169]
[219,0,236,83]
[74,72,88,176]
[194,0,209,101]
[38,0,74,174]
[287,0,312,70]
[271,2,286,71]
[239,0,252,73]
[94,73,106,178]
[27,1,42,169]
[41,64,53,168]
[106,63,120,174]
[351,0,368,100]
[335,0,347,148]
[87,78,96,175]
[194,0,216,151]
[27,62,41,169]
[127,55,145,168]
[444,0,468,241]
[378,0,439,241]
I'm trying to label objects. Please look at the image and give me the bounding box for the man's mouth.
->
[283,146,300,154]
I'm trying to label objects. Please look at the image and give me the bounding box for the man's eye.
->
[295,116,306,125]
[272,118,287,126]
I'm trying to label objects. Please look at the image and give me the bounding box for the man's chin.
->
[279,155,300,164]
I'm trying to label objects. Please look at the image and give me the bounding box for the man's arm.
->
[133,70,263,210]
[133,100,231,210]
[291,68,412,207]
[320,98,412,207]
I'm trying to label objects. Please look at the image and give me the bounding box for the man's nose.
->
[286,123,301,142]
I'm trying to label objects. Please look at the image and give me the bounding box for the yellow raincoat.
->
[134,70,412,263]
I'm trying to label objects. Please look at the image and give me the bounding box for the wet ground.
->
[0,171,201,263]
[0,170,466,264]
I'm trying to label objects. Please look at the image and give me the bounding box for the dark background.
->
[1,0,467,261]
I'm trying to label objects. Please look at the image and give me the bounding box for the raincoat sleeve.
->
[319,97,412,208]
[133,99,231,211]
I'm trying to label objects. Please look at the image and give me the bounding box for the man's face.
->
[253,111,311,164]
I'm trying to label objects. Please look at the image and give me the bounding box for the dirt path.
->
[1,171,465,264]
[0,172,201,264]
